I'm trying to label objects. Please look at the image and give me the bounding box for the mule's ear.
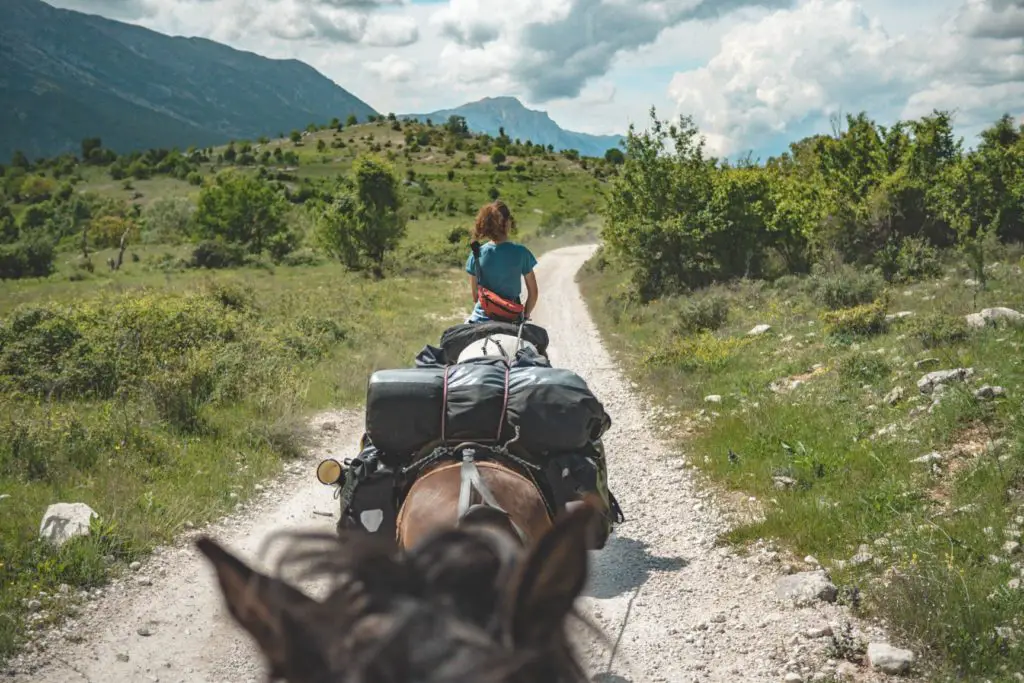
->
[196,536,320,677]
[508,496,596,645]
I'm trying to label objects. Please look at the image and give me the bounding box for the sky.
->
[42,0,1024,159]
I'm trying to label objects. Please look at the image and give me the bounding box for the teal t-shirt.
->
[466,241,537,321]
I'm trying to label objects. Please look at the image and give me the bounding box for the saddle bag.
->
[337,443,400,540]
[542,440,624,550]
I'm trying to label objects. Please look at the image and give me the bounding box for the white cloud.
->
[431,0,796,102]
[364,53,416,82]
[666,0,1024,156]
[362,14,419,47]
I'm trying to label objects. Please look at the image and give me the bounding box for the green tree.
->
[81,137,102,163]
[315,155,406,277]
[0,205,18,244]
[290,130,302,144]
[194,172,288,254]
[346,114,359,127]
[490,147,507,165]
[604,147,625,165]
[446,115,469,136]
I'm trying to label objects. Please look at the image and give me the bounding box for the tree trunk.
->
[114,229,129,271]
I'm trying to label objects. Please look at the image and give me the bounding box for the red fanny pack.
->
[471,241,525,323]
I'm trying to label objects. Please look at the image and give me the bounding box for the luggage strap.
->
[400,429,556,522]
[458,452,527,545]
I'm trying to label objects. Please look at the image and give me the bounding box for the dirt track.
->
[10,245,891,683]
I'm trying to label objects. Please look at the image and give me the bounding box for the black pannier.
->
[338,445,400,539]
[364,363,609,461]
[541,440,623,550]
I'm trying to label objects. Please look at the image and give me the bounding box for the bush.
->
[837,350,891,385]
[0,236,56,280]
[146,351,217,433]
[670,294,730,335]
[642,332,750,372]
[908,312,969,348]
[280,248,322,267]
[189,240,246,269]
[895,237,943,282]
[811,265,884,310]
[266,230,300,264]
[821,299,888,338]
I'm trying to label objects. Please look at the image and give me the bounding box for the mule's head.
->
[197,498,598,683]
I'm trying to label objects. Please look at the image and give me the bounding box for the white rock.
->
[784,673,803,683]
[867,642,915,674]
[748,324,772,336]
[911,451,944,465]
[775,571,837,605]
[884,387,905,405]
[982,307,1024,325]
[1005,541,1021,556]
[917,368,973,394]
[974,385,1007,400]
[966,312,986,328]
[835,662,859,680]
[704,395,723,403]
[39,502,98,547]
[805,625,833,639]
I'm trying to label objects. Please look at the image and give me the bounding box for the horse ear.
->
[195,536,321,678]
[507,496,596,645]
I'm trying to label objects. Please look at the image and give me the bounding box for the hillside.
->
[404,97,624,158]
[0,0,378,161]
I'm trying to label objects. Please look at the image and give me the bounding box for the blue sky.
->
[43,0,1024,159]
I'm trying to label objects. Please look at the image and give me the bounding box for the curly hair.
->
[472,200,515,242]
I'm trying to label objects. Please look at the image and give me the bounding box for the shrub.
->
[146,350,217,433]
[670,294,730,335]
[895,236,943,282]
[189,240,246,269]
[642,332,750,372]
[837,350,891,385]
[266,230,300,264]
[812,265,884,310]
[280,248,322,267]
[0,236,56,280]
[908,312,969,349]
[821,299,888,338]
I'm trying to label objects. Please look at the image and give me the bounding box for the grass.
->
[579,248,1024,681]
[0,118,602,663]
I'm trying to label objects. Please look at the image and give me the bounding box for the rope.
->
[440,364,450,442]
[495,364,510,442]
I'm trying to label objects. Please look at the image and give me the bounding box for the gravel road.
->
[8,244,894,683]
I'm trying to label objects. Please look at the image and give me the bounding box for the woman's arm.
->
[469,274,479,305]
[523,270,539,319]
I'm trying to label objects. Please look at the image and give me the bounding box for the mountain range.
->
[1,0,624,161]
[404,97,624,158]
[0,0,377,161]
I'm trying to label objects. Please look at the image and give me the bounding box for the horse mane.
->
[201,501,605,683]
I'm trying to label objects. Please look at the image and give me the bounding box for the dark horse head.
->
[196,497,601,683]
